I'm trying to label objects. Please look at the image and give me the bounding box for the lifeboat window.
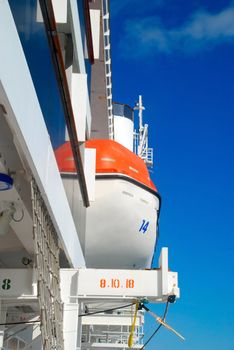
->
[140,199,149,204]
[101,157,116,162]
[129,166,139,173]
[122,191,134,197]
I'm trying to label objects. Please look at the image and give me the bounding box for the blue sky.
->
[110,1,234,349]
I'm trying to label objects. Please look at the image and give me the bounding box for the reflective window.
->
[9,0,67,149]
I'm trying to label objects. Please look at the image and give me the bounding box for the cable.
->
[4,324,40,342]
[4,325,28,342]
[140,299,169,350]
[0,320,40,326]
[78,302,136,317]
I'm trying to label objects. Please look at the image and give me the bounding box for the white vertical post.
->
[0,301,7,349]
[159,247,169,296]
[32,267,37,297]
[139,95,143,138]
[63,303,79,349]
[76,303,83,350]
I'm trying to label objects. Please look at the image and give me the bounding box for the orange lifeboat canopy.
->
[55,140,158,192]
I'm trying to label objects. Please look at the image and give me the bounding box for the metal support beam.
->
[60,248,179,304]
[0,248,179,303]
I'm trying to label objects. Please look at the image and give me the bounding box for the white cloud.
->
[183,7,234,40]
[120,5,234,57]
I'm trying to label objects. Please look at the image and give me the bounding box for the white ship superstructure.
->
[0,1,180,349]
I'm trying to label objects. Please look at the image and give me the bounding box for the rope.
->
[128,302,139,348]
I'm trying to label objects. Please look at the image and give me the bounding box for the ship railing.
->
[82,325,144,346]
[141,147,153,166]
[134,132,154,167]
[3,335,27,350]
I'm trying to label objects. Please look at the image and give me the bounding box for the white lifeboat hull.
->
[85,175,160,269]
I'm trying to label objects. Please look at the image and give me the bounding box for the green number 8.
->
[2,279,11,290]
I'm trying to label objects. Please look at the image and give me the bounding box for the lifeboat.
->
[55,140,161,269]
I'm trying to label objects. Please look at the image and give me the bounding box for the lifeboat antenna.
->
[134,95,153,167]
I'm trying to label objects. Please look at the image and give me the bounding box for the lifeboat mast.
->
[134,95,153,167]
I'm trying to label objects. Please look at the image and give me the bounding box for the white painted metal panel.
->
[84,148,96,201]
[77,269,159,298]
[36,0,68,23]
[0,269,36,298]
[75,268,178,301]
[70,0,86,73]
[81,315,141,326]
[71,73,87,142]
[86,95,92,138]
[59,249,179,302]
[114,116,134,151]
[0,186,34,253]
[60,269,79,303]
[62,175,87,254]
[90,10,100,59]
[0,248,179,301]
[52,0,68,23]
